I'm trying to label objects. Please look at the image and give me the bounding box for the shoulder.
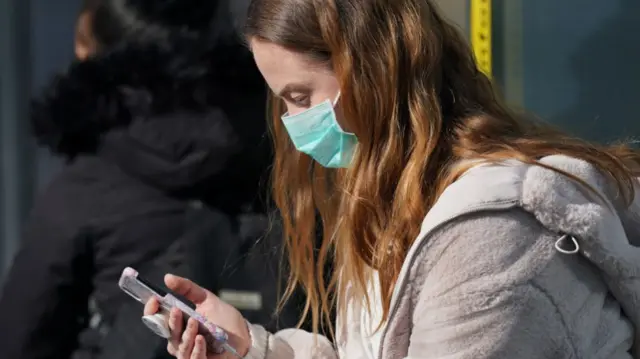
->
[423,155,618,241]
[404,209,597,358]
[395,156,636,357]
[30,157,187,235]
[411,208,562,299]
[432,155,612,214]
[406,155,617,298]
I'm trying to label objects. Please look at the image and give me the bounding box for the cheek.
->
[333,105,351,132]
[288,107,303,116]
[283,102,308,116]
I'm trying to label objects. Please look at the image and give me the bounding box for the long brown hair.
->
[245,0,640,334]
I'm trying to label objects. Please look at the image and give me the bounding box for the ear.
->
[75,41,91,61]
[74,12,95,61]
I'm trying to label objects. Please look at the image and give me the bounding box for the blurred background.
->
[0,0,638,278]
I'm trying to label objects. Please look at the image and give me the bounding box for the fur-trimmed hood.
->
[30,39,270,198]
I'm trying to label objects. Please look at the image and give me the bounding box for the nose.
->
[287,107,305,116]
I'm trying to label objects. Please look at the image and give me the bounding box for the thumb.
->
[164,274,209,304]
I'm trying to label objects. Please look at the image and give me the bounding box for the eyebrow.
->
[277,83,312,98]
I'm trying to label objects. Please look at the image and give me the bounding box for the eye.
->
[290,94,310,108]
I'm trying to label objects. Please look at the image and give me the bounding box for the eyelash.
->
[291,95,310,107]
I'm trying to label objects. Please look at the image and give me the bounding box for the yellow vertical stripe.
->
[470,0,492,78]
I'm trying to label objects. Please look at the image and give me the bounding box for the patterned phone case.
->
[118,267,228,354]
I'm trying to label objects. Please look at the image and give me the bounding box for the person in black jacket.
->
[0,0,306,358]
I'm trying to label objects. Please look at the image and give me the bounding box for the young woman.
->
[144,0,640,358]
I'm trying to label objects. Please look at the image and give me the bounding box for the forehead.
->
[250,38,330,93]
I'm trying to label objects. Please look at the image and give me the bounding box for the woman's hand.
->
[144,274,251,359]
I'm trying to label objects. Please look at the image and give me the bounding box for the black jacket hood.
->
[31,39,271,200]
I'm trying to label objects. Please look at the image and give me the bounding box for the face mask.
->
[281,93,358,168]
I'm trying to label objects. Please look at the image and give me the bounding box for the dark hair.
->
[32,0,263,158]
[80,0,223,51]
[245,0,640,336]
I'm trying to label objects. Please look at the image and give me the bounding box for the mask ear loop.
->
[332,91,341,106]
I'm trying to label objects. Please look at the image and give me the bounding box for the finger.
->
[165,274,208,304]
[190,335,206,359]
[144,297,160,315]
[167,342,176,356]
[168,308,183,349]
[178,318,198,358]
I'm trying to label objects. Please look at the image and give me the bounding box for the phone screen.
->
[136,275,168,297]
[143,275,196,310]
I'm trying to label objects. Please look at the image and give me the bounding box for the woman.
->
[144,0,640,358]
[0,0,307,358]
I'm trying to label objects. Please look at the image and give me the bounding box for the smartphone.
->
[118,267,239,356]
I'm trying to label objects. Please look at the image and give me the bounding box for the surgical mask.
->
[281,93,358,168]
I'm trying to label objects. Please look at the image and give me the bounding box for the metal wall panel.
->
[0,0,80,278]
[521,0,639,142]
[0,0,33,276]
[433,0,469,37]
[31,0,79,190]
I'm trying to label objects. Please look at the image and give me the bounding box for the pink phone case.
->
[118,267,229,354]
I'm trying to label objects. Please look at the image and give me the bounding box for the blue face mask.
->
[281,94,358,168]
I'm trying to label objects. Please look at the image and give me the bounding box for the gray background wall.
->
[31,0,79,189]
[433,0,469,35]
[520,0,639,143]
[1,0,79,276]
[1,0,33,274]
